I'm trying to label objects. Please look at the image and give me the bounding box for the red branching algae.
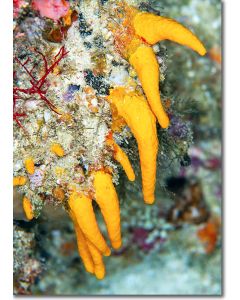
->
[13,46,68,130]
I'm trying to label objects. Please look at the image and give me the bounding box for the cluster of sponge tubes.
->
[13,8,206,280]
[69,9,206,279]
[68,171,121,279]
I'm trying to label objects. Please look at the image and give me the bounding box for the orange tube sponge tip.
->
[129,45,170,128]
[50,143,65,157]
[86,240,106,280]
[108,88,158,204]
[68,193,111,256]
[107,138,135,181]
[93,171,122,249]
[23,196,34,220]
[133,12,207,56]
[24,157,35,175]
[13,176,27,186]
[70,212,95,274]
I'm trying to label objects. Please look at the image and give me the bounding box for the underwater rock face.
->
[13,224,42,295]
[13,0,218,287]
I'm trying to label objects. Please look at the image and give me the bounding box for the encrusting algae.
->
[13,0,206,280]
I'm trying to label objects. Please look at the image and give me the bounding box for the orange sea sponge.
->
[108,88,158,204]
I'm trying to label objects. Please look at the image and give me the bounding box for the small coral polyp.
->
[13,0,206,279]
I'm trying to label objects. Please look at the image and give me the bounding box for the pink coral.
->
[32,0,70,21]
